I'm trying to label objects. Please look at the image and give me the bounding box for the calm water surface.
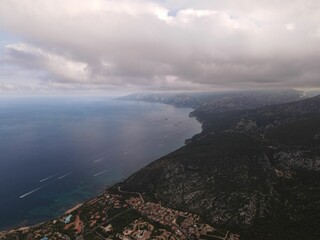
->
[0,97,201,229]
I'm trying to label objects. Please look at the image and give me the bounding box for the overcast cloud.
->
[0,0,320,93]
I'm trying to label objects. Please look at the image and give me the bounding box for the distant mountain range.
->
[117,89,305,110]
[119,89,320,240]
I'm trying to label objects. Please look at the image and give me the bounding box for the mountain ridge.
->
[119,92,320,240]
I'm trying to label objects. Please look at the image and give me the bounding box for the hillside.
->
[120,94,320,240]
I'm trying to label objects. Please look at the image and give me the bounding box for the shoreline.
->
[0,104,203,233]
[64,203,83,215]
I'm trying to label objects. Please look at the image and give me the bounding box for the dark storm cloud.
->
[0,0,320,92]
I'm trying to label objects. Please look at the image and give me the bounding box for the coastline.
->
[65,204,83,214]
[0,103,203,233]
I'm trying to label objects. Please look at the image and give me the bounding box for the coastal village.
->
[0,188,239,240]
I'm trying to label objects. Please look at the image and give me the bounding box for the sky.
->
[0,0,320,95]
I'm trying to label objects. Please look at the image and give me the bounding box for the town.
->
[1,188,239,240]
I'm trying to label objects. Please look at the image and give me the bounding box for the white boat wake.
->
[93,157,104,163]
[93,164,124,177]
[94,171,106,177]
[58,172,72,180]
[39,175,54,183]
[19,187,42,199]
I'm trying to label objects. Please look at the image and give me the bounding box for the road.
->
[117,186,145,203]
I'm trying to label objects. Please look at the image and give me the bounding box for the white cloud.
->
[285,23,296,31]
[0,83,16,90]
[0,0,320,92]
[5,43,89,82]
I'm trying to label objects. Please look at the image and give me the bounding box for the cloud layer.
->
[0,0,320,93]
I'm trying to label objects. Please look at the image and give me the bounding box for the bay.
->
[0,97,201,230]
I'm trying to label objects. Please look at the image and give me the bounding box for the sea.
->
[0,97,201,230]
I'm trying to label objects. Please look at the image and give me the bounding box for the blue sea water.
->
[0,97,201,230]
